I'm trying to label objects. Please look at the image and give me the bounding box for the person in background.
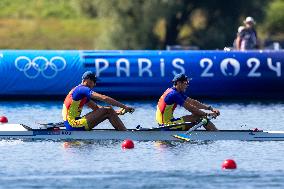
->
[62,71,134,131]
[233,26,245,49]
[236,16,258,50]
[155,74,220,131]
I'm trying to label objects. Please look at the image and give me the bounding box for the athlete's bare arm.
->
[187,98,220,116]
[91,92,134,113]
[87,100,99,111]
[184,99,218,118]
[187,98,209,110]
[183,100,207,116]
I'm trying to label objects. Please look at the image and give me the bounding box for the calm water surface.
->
[0,100,284,189]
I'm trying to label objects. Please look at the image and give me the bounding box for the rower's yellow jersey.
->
[62,84,93,131]
[156,87,188,125]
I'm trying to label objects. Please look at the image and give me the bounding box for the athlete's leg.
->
[182,115,218,131]
[204,121,218,131]
[85,106,127,131]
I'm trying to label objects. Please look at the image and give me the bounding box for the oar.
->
[173,116,213,141]
[136,121,197,131]
[38,122,64,128]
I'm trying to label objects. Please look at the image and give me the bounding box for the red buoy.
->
[122,139,134,149]
[0,116,8,123]
[222,159,237,169]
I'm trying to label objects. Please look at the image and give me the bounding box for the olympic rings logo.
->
[15,56,66,79]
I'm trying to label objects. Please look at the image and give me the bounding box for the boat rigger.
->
[0,123,284,141]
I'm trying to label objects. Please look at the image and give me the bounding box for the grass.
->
[0,18,109,49]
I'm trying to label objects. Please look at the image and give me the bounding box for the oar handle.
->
[118,108,135,115]
[185,116,213,134]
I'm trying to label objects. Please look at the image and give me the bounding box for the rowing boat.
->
[0,123,284,141]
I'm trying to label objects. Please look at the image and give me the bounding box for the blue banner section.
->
[0,50,283,98]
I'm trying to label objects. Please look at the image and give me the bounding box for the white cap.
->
[244,16,255,24]
[238,26,245,33]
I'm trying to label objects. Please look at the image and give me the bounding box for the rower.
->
[155,73,220,131]
[62,71,134,131]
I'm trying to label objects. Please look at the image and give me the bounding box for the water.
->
[0,100,284,189]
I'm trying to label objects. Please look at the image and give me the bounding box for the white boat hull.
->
[0,124,284,141]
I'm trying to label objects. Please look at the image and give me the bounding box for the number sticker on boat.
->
[61,131,71,135]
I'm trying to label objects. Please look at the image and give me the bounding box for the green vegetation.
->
[264,0,284,41]
[0,0,82,19]
[0,0,282,50]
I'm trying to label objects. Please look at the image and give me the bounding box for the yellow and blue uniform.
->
[156,87,188,129]
[62,84,93,131]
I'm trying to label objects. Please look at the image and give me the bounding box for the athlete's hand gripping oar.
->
[173,115,214,141]
[117,107,135,115]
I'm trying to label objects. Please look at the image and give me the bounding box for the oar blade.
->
[173,133,191,141]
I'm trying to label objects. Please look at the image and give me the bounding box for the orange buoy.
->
[0,116,8,123]
[222,159,237,169]
[121,139,134,149]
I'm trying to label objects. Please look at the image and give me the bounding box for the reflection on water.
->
[62,140,124,149]
[153,140,214,150]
